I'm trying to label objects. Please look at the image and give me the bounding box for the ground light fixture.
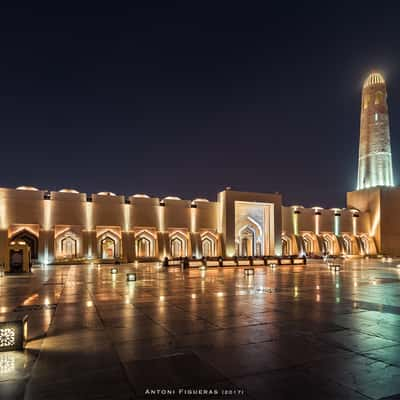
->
[270,263,277,269]
[111,268,118,274]
[126,273,136,282]
[0,315,28,352]
[244,268,255,276]
[199,265,206,271]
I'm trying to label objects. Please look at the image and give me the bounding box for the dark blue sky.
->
[1,2,400,207]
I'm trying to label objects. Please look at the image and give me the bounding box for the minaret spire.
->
[357,72,394,190]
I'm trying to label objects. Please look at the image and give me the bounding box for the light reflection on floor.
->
[1,259,400,398]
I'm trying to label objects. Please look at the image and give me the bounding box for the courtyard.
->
[1,259,400,399]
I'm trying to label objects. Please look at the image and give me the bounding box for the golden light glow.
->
[363,72,385,88]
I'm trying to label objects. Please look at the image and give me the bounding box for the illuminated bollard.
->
[126,273,136,282]
[244,268,255,276]
[111,268,118,274]
[0,315,28,352]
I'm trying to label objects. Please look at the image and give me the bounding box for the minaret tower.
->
[357,72,394,190]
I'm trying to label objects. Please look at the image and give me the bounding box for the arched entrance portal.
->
[10,230,38,259]
[239,226,256,256]
[101,237,116,259]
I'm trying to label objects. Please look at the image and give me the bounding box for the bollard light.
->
[244,268,255,276]
[111,268,118,274]
[0,315,28,352]
[127,273,136,282]
[199,265,206,271]
[270,263,276,269]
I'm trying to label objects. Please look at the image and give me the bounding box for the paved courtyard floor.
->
[1,259,400,399]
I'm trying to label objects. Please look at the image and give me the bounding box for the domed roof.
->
[59,188,79,194]
[363,72,385,88]
[16,186,39,191]
[97,191,117,196]
[163,196,181,201]
[193,198,209,203]
[133,194,150,198]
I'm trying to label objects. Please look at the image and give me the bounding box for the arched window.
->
[343,235,352,255]
[200,232,217,257]
[302,234,314,255]
[201,238,213,257]
[281,235,291,256]
[135,231,156,258]
[375,91,384,105]
[169,232,187,258]
[360,235,369,255]
[61,236,77,258]
[10,229,39,259]
[102,237,115,259]
[55,230,80,259]
[323,234,334,255]
[97,231,120,259]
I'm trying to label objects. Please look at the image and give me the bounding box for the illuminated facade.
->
[357,72,394,189]
[2,71,400,263]
[0,187,377,264]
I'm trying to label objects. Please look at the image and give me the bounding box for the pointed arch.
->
[281,234,292,256]
[302,233,314,255]
[10,229,39,259]
[97,230,121,259]
[342,234,355,255]
[55,230,81,259]
[322,234,334,255]
[200,231,217,257]
[169,231,188,258]
[135,230,156,258]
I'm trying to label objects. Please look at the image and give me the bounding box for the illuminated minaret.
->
[357,72,394,190]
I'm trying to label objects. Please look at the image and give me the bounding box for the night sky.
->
[1,3,400,208]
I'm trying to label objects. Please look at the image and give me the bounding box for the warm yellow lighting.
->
[86,300,93,307]
[191,294,197,299]
[59,188,79,193]
[316,285,320,290]
[363,72,385,88]
[16,186,39,191]
[216,292,224,297]
[159,296,165,301]
[98,192,117,196]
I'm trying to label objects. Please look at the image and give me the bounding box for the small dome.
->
[193,198,209,203]
[16,186,39,191]
[97,191,116,196]
[59,188,79,194]
[363,72,385,88]
[133,194,150,198]
[164,196,181,201]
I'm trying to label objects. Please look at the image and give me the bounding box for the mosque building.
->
[1,72,399,265]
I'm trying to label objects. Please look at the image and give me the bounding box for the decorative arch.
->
[97,230,121,259]
[169,231,188,258]
[281,234,292,256]
[237,216,263,257]
[135,230,156,258]
[360,234,370,255]
[10,229,39,259]
[342,234,353,255]
[302,233,314,255]
[200,232,217,257]
[322,234,335,255]
[55,230,81,259]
